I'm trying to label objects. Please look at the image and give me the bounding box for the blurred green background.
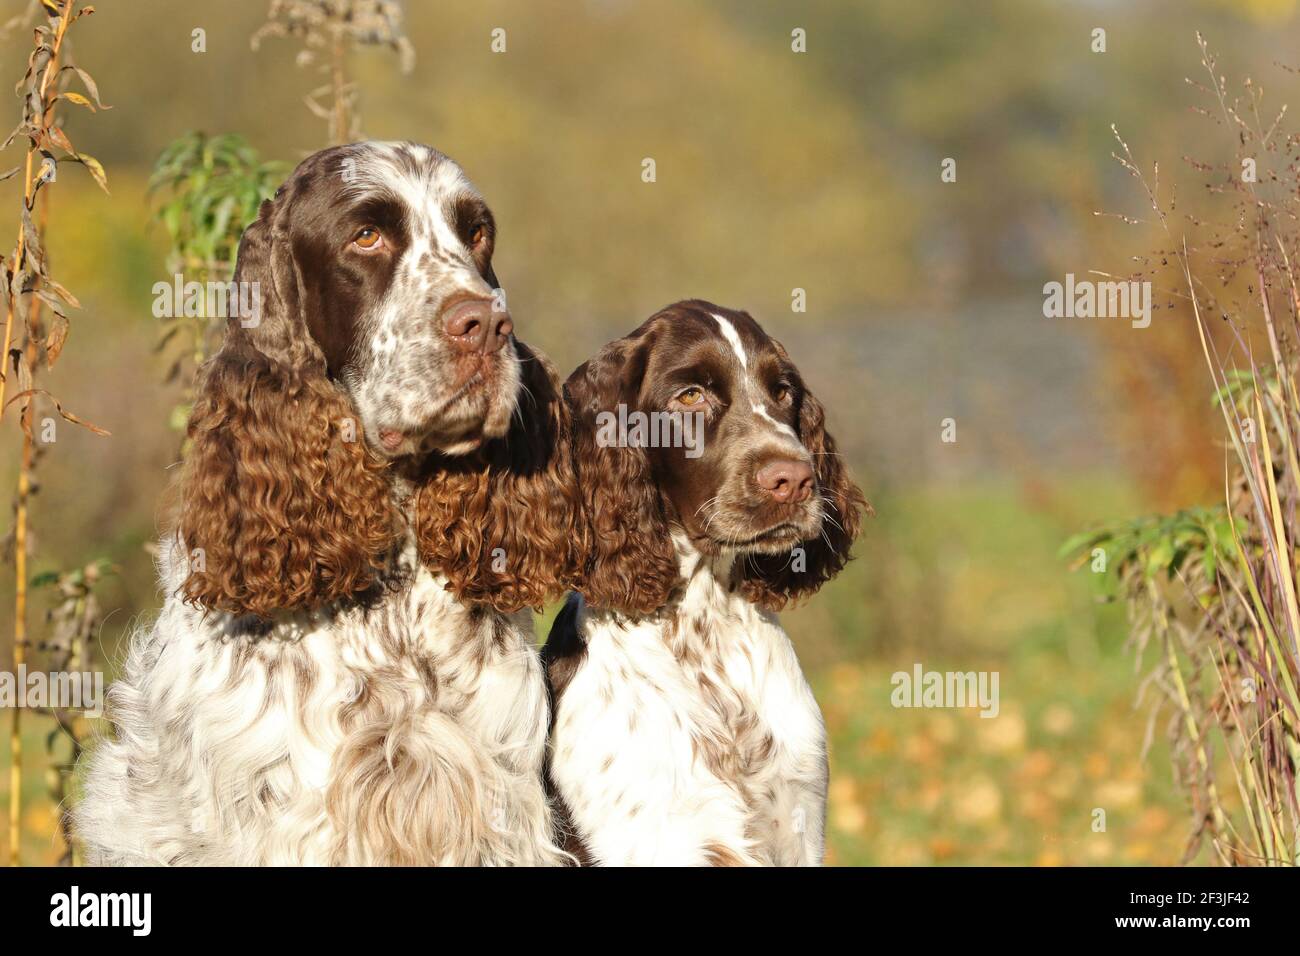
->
[2,0,1296,865]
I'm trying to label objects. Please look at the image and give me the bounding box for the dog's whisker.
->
[693,495,722,519]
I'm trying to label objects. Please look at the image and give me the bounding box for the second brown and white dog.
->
[544,299,867,865]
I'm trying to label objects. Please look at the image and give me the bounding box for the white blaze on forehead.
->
[711,312,800,442]
[712,312,749,369]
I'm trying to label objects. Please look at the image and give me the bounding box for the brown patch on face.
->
[451,193,498,287]
[291,179,409,377]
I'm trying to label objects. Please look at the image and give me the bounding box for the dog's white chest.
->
[78,553,561,866]
[552,581,828,866]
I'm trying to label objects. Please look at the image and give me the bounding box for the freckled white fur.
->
[77,535,564,866]
[341,143,515,441]
[550,540,828,866]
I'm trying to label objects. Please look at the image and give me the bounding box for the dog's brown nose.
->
[442,297,513,353]
[756,459,815,504]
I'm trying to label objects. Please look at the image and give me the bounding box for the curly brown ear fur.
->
[178,183,397,617]
[413,342,584,614]
[564,336,680,614]
[737,375,868,612]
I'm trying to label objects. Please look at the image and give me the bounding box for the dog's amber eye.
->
[773,383,792,403]
[676,387,705,406]
[354,227,382,249]
[469,225,486,248]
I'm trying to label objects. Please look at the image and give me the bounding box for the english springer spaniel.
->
[77,142,583,865]
[543,300,867,866]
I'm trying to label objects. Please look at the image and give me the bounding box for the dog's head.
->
[251,141,520,457]
[178,142,581,617]
[565,299,867,614]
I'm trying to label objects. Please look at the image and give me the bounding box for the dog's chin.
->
[372,382,518,461]
[701,513,824,557]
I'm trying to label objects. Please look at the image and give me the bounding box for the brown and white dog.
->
[78,142,582,865]
[544,300,867,866]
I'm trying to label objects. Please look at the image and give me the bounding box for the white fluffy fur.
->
[550,541,828,866]
[77,535,565,866]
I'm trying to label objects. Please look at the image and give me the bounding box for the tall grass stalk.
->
[1067,35,1300,865]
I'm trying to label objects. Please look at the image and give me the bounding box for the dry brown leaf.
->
[70,151,108,193]
[4,387,109,435]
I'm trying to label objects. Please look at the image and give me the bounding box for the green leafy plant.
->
[1062,506,1238,603]
[150,132,284,280]
[148,132,284,434]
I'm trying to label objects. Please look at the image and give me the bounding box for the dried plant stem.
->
[63,590,83,867]
[5,262,39,866]
[330,26,348,146]
[1163,624,1231,855]
[1074,37,1300,863]
[0,0,72,420]
[0,148,33,421]
[10,181,52,867]
[7,428,31,867]
[5,0,72,868]
[252,1,414,145]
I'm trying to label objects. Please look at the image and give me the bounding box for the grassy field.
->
[809,479,1189,865]
[819,651,1186,866]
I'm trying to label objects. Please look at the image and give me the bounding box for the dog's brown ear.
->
[178,187,397,617]
[737,372,868,611]
[565,335,680,614]
[413,342,585,613]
